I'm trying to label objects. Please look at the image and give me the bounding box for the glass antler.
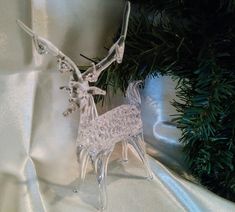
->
[16,19,83,81]
[81,1,131,83]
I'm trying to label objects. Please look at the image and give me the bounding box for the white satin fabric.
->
[0,0,235,211]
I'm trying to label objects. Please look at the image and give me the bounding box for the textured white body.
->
[77,104,142,158]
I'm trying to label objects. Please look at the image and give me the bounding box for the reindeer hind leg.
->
[121,141,128,163]
[129,134,153,180]
[79,148,90,181]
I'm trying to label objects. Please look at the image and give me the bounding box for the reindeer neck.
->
[78,94,98,130]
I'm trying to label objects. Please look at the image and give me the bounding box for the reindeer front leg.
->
[94,150,113,211]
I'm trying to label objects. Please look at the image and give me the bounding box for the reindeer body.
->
[77,104,142,158]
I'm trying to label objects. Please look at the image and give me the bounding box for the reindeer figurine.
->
[17,2,153,210]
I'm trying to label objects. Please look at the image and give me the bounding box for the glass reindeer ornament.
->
[17,1,153,211]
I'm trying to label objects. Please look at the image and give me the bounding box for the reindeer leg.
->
[74,147,89,193]
[130,134,153,180]
[79,148,90,181]
[94,151,112,211]
[121,141,128,163]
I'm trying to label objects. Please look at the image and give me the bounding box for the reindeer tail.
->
[126,81,142,106]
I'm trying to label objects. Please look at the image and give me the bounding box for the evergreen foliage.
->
[96,0,235,201]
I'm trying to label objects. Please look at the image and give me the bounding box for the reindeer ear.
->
[88,87,106,96]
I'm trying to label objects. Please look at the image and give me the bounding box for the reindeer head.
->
[60,77,106,109]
